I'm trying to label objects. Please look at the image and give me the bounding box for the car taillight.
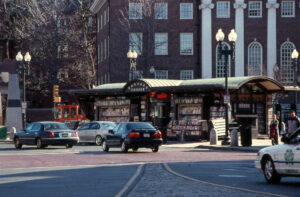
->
[128,132,140,138]
[153,131,162,138]
[74,131,78,137]
[49,132,55,138]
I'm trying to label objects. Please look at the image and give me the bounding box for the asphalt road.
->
[0,142,299,197]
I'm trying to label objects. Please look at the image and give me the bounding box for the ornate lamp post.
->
[291,48,299,105]
[127,49,138,80]
[215,28,237,145]
[16,51,31,129]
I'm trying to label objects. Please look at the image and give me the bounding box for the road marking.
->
[0,176,58,184]
[163,163,288,197]
[115,164,144,197]
[218,175,247,178]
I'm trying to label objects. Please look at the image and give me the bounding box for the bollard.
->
[210,128,217,145]
[230,129,238,146]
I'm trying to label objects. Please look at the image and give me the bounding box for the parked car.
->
[77,121,116,145]
[255,128,300,183]
[102,122,163,153]
[14,121,79,149]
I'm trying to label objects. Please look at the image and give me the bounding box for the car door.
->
[19,123,33,144]
[77,123,91,142]
[86,123,99,142]
[114,124,126,147]
[106,124,121,147]
[28,123,42,145]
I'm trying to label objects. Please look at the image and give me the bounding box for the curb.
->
[195,145,266,153]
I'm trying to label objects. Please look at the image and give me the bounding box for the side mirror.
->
[108,129,114,134]
[281,136,289,144]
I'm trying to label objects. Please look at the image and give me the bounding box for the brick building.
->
[91,0,300,87]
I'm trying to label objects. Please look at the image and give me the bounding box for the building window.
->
[155,70,168,79]
[129,33,143,55]
[281,1,295,17]
[216,42,231,78]
[97,15,99,32]
[107,7,110,22]
[217,1,230,18]
[180,3,193,19]
[108,36,110,58]
[88,17,93,32]
[180,33,193,55]
[97,44,100,64]
[180,70,193,80]
[281,41,295,84]
[104,10,106,26]
[155,33,168,55]
[100,42,103,62]
[248,1,262,18]
[129,3,142,19]
[248,41,263,76]
[0,46,3,62]
[155,3,168,19]
[129,70,143,80]
[100,15,103,29]
[57,20,61,28]
[104,39,106,59]
[63,44,68,58]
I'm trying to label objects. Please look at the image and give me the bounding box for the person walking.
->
[285,110,300,135]
[269,114,279,145]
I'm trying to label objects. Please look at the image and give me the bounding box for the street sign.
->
[224,95,230,104]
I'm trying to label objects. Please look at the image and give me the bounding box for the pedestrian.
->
[269,114,279,145]
[285,110,300,135]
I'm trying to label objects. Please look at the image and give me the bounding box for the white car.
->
[77,121,116,145]
[255,128,300,183]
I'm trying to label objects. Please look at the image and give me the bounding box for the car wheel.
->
[14,137,22,149]
[263,158,281,184]
[36,138,43,149]
[152,146,159,152]
[132,147,138,152]
[95,135,103,146]
[66,144,73,149]
[121,141,128,153]
[102,140,109,152]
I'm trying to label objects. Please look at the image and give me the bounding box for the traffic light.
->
[53,85,59,97]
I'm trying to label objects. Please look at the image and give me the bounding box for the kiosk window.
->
[71,108,76,118]
[64,109,70,118]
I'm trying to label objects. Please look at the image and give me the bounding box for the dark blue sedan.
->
[14,121,79,149]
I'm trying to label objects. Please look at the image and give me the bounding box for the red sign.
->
[157,93,168,99]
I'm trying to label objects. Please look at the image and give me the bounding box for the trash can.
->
[0,126,8,140]
[240,124,252,146]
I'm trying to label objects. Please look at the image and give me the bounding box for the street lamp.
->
[215,28,237,145]
[149,66,155,78]
[291,48,299,105]
[16,51,31,129]
[127,49,138,80]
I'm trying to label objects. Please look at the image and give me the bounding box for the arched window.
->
[248,41,263,76]
[281,41,295,84]
[216,42,231,78]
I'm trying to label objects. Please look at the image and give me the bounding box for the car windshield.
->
[43,123,69,130]
[127,122,155,130]
[102,122,116,128]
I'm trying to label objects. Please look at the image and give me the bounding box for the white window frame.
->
[155,3,168,19]
[155,33,168,55]
[248,1,262,18]
[129,3,142,19]
[180,33,194,55]
[216,42,231,78]
[155,70,168,79]
[281,1,295,17]
[280,41,295,84]
[180,70,194,80]
[216,1,230,18]
[248,41,263,76]
[180,3,193,19]
[129,33,143,55]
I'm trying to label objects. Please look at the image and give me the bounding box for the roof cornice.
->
[90,0,106,14]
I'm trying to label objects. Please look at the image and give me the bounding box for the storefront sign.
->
[175,97,203,104]
[238,103,250,109]
[125,82,150,93]
[95,99,130,107]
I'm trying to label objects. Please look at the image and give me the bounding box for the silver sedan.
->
[76,121,116,145]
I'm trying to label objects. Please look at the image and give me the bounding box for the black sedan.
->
[102,122,163,153]
[14,121,79,149]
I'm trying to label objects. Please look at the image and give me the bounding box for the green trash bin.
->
[0,126,8,140]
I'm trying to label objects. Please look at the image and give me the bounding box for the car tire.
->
[14,137,22,149]
[95,135,103,146]
[263,157,281,184]
[132,147,138,152]
[66,144,73,149]
[121,141,128,153]
[102,140,109,152]
[36,138,43,149]
[152,146,159,152]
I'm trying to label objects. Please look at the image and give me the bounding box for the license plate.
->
[61,133,69,137]
[143,133,150,138]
